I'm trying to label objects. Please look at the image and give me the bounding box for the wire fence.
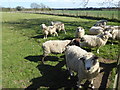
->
[28,10,119,21]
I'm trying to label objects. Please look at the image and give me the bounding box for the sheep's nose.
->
[87,67,90,70]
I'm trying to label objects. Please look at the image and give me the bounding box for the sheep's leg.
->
[63,29,66,34]
[67,67,74,76]
[42,56,45,64]
[53,33,55,36]
[44,35,47,39]
[88,79,95,89]
[77,73,84,88]
[112,43,114,45]
[111,39,114,45]
[43,35,46,39]
[77,77,83,88]
[55,32,58,36]
[45,35,47,39]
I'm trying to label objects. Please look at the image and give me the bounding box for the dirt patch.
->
[93,58,117,89]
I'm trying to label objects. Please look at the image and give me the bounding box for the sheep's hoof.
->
[76,85,82,88]
[91,85,95,89]
[70,72,74,76]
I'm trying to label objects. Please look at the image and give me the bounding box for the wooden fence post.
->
[113,43,120,90]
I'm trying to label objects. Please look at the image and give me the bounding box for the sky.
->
[1,0,119,8]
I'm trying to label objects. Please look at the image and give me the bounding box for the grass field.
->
[2,12,119,89]
[38,10,119,21]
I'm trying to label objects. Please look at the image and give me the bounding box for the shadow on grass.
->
[4,16,94,38]
[25,55,117,89]
[99,62,117,89]
[31,35,44,39]
[25,60,78,89]
[24,55,59,63]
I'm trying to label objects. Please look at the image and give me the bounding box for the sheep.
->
[94,20,108,27]
[105,26,120,45]
[89,26,104,35]
[89,20,108,35]
[89,25,113,35]
[65,45,100,89]
[51,21,62,25]
[80,31,112,53]
[42,39,80,63]
[75,27,85,38]
[41,24,58,38]
[41,24,58,39]
[51,21,66,34]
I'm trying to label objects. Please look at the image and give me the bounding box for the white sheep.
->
[51,21,66,34]
[41,24,58,39]
[89,25,113,35]
[111,26,120,40]
[89,26,104,35]
[80,31,112,53]
[51,21,62,25]
[65,45,100,89]
[94,20,107,27]
[108,26,120,45]
[75,27,85,38]
[42,39,80,63]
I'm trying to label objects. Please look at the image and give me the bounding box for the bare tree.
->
[72,0,119,8]
[98,0,119,7]
[72,0,90,7]
[30,3,40,10]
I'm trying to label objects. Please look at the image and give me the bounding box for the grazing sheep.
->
[89,26,104,35]
[89,25,113,35]
[51,21,66,34]
[41,24,58,39]
[42,39,80,63]
[80,31,112,53]
[107,26,120,45]
[65,45,100,89]
[75,27,85,38]
[94,20,108,27]
[51,21,62,25]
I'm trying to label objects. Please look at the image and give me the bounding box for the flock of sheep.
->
[40,20,119,89]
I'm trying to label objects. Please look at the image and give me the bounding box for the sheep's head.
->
[76,27,84,32]
[103,26,114,33]
[80,53,99,73]
[103,31,112,40]
[51,21,54,25]
[70,38,81,46]
[41,24,47,29]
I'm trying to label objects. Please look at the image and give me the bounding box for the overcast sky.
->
[1,0,119,8]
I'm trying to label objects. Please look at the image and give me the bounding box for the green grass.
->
[2,12,119,89]
[40,10,119,20]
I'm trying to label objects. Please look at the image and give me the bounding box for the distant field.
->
[2,12,119,89]
[38,10,119,21]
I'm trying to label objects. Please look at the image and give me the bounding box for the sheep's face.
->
[41,24,47,29]
[81,53,99,72]
[104,32,112,39]
[103,22,107,26]
[76,27,84,32]
[51,22,55,25]
[104,27,113,33]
